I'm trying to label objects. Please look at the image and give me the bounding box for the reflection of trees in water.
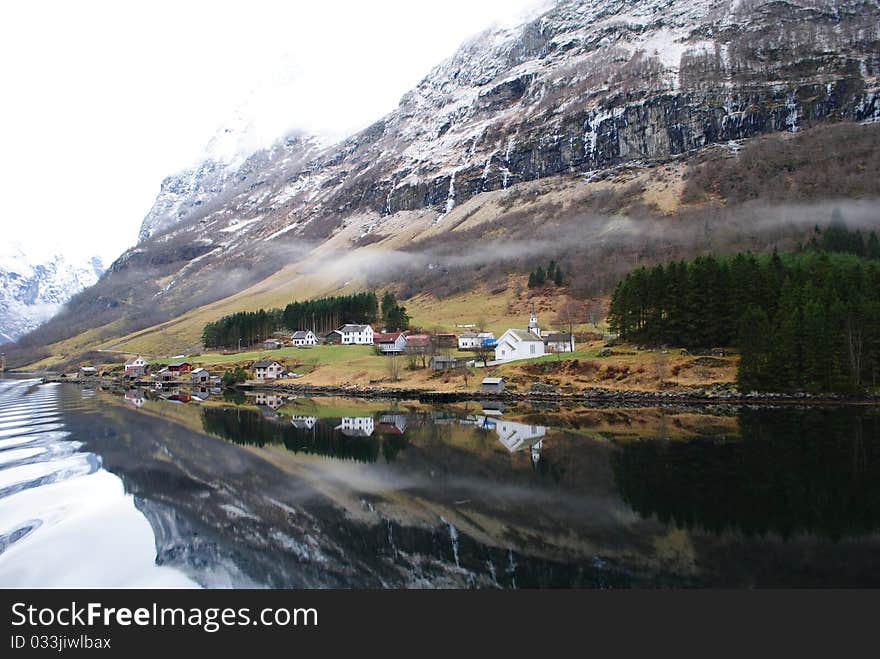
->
[222,390,247,405]
[201,408,408,464]
[612,409,880,541]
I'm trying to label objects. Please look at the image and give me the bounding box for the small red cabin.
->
[167,362,193,373]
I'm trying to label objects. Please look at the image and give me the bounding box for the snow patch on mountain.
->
[0,245,104,344]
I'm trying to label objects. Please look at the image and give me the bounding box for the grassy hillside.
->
[16,122,880,372]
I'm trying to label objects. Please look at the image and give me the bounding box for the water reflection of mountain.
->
[613,408,880,541]
[201,407,407,464]
[72,393,650,588]
[62,390,880,587]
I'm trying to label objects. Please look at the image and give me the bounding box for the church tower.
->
[528,304,540,337]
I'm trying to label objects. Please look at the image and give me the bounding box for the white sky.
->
[0,0,547,265]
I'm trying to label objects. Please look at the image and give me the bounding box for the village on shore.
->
[65,305,584,393]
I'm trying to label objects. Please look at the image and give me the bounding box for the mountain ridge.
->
[0,247,104,344]
[7,0,880,367]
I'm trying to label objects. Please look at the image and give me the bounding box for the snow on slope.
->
[0,245,104,344]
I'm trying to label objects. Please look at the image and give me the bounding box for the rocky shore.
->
[28,373,880,407]
[239,381,880,407]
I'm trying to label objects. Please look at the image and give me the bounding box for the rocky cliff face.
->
[133,0,879,246]
[138,131,324,242]
[0,247,104,344]
[8,0,880,362]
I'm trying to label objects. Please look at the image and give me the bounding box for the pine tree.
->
[737,306,772,392]
[381,291,396,328]
[534,266,546,286]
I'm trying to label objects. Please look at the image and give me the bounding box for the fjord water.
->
[0,379,195,586]
[1,379,879,588]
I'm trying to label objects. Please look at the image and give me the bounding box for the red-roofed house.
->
[404,334,430,354]
[374,332,406,354]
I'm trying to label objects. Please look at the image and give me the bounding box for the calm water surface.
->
[1,377,879,588]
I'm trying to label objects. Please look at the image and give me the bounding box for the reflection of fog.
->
[336,417,375,437]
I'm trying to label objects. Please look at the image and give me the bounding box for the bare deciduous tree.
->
[462,366,474,389]
[586,299,604,328]
[554,299,584,327]
[654,349,668,386]
[387,355,401,382]
[475,344,493,367]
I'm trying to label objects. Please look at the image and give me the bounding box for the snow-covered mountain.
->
[6,0,880,364]
[138,124,324,242]
[131,0,880,248]
[0,246,104,344]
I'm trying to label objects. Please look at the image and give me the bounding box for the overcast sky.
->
[0,0,547,265]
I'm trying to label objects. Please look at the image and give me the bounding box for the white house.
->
[253,360,285,380]
[494,307,545,362]
[337,324,374,345]
[458,332,479,349]
[374,331,406,354]
[191,367,212,383]
[291,330,318,347]
[495,329,545,362]
[124,355,148,377]
[544,332,576,353]
[336,416,375,437]
[458,332,494,350]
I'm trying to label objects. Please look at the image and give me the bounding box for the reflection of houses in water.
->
[257,405,280,419]
[254,393,285,410]
[124,388,145,408]
[481,401,505,416]
[190,388,211,402]
[165,391,191,403]
[495,420,547,453]
[290,416,318,430]
[377,414,407,435]
[530,439,543,467]
[335,417,375,437]
[447,413,548,467]
[488,419,547,467]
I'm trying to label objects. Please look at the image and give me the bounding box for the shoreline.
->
[243,382,880,407]
[21,373,880,407]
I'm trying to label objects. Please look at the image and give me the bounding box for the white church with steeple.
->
[494,305,546,362]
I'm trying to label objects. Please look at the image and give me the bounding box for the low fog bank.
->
[302,198,880,300]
